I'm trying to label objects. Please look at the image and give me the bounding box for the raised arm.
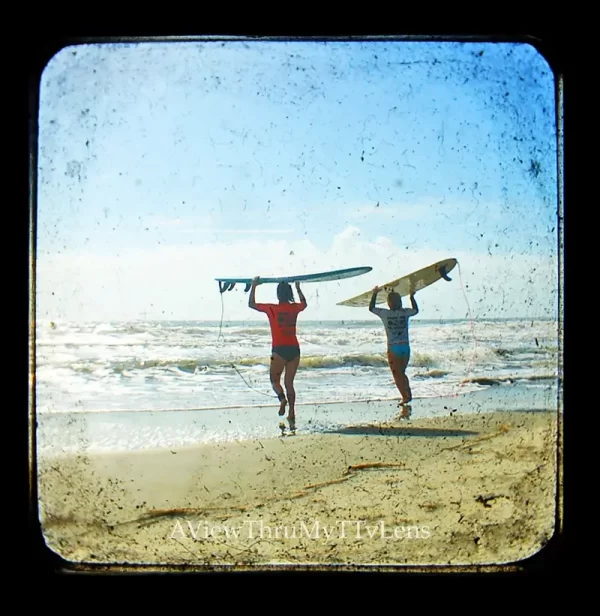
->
[410,292,419,315]
[295,281,307,308]
[369,286,380,313]
[248,276,260,310]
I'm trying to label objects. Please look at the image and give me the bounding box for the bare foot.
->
[278,393,288,416]
[399,404,412,419]
[287,416,296,434]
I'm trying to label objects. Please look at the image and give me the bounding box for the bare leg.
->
[270,353,287,415]
[283,354,300,420]
[401,371,412,404]
[387,350,411,404]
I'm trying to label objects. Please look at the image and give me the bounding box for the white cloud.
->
[143,215,214,228]
[144,215,188,227]
[341,196,500,224]
[185,228,293,235]
[351,205,400,218]
[142,215,292,236]
[349,203,429,221]
[35,226,559,323]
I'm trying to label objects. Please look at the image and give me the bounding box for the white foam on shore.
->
[35,382,558,458]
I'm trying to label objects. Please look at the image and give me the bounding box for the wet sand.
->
[36,406,560,570]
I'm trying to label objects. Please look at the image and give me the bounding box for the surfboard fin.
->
[244,283,251,292]
[218,282,236,293]
[439,265,452,281]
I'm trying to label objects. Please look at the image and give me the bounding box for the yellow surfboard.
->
[336,258,457,307]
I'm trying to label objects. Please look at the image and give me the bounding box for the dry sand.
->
[36,408,560,570]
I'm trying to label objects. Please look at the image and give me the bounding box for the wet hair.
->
[277,282,295,303]
[387,291,402,309]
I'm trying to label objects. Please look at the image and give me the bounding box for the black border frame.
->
[24,30,572,583]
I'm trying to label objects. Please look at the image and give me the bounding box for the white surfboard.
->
[337,259,457,307]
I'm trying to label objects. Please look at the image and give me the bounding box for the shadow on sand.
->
[325,425,480,438]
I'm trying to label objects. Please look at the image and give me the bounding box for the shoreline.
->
[35,383,560,459]
[36,407,560,568]
[35,378,558,416]
[35,383,559,458]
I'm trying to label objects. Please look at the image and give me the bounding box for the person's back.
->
[369,288,418,406]
[248,278,307,422]
[253,301,304,353]
[370,305,417,346]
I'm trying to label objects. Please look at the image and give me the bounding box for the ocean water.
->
[33,318,560,455]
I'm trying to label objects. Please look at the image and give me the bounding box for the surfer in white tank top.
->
[369,287,419,406]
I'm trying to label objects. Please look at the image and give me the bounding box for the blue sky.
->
[36,38,560,322]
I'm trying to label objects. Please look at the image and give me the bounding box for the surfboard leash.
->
[412,261,480,402]
[216,291,278,400]
[228,362,278,399]
[218,292,225,342]
[452,260,480,396]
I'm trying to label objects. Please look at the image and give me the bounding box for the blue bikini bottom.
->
[389,344,410,359]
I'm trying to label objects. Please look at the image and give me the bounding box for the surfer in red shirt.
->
[249,276,307,422]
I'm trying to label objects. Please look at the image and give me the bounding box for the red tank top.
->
[254,302,306,346]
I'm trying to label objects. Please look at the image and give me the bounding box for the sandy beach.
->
[35,404,560,571]
[34,34,561,574]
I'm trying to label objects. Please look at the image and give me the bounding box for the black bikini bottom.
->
[272,345,300,361]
